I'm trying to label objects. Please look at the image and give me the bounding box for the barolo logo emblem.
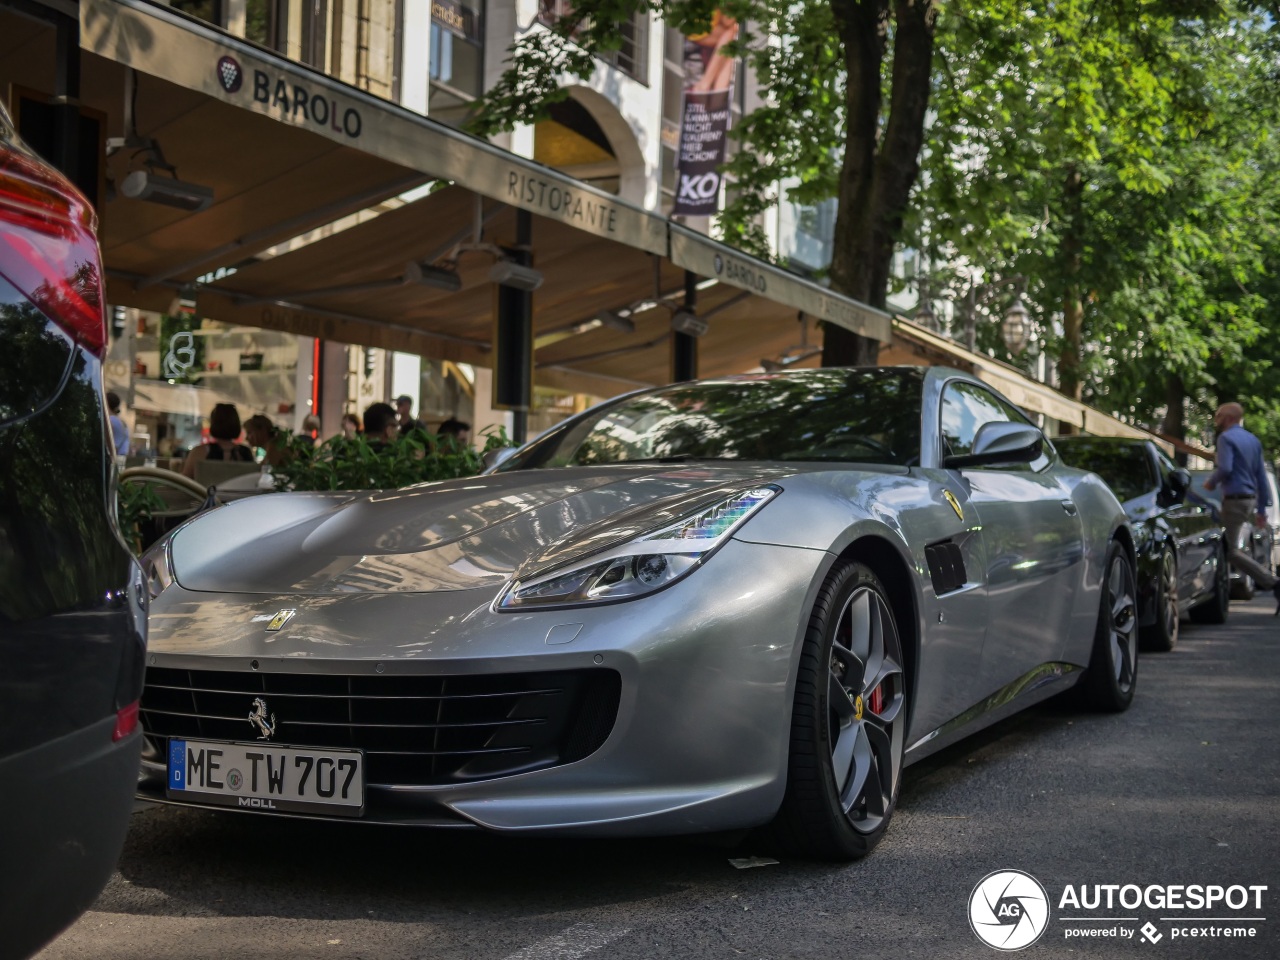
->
[217,55,243,93]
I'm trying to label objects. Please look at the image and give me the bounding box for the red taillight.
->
[0,146,106,356]
[112,700,140,741]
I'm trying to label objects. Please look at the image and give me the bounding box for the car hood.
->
[169,463,805,595]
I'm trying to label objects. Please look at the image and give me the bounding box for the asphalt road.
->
[40,597,1280,960]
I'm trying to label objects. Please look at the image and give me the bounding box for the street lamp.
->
[1001,298,1030,353]
[912,275,939,332]
[913,298,938,332]
[914,271,1033,354]
[956,276,1027,353]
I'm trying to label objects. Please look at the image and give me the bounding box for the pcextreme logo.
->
[969,870,1050,951]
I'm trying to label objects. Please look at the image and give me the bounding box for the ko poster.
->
[672,12,739,216]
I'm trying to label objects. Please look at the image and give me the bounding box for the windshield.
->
[499,368,925,470]
[1056,440,1155,503]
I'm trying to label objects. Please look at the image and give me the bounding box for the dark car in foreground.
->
[1056,437,1229,651]
[140,366,1136,862]
[1188,470,1275,600]
[0,106,146,959]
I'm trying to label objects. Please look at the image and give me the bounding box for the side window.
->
[941,383,1015,458]
[941,382,1047,471]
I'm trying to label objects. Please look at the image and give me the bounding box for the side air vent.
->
[925,540,967,595]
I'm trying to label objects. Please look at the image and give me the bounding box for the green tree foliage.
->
[472,0,938,366]
[919,1,1280,443]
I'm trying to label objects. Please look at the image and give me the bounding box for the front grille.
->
[141,667,621,786]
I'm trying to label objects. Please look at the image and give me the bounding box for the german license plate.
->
[167,739,364,816]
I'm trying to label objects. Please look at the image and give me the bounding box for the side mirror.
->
[945,422,1044,470]
[482,446,519,472]
[1159,467,1192,506]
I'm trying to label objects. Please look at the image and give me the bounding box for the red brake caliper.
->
[868,684,884,715]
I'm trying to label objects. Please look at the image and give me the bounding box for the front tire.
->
[1077,541,1139,712]
[766,561,907,861]
[1140,547,1179,652]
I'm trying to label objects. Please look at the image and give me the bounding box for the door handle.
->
[1060,499,1078,517]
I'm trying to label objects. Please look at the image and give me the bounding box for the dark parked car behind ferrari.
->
[1188,469,1276,600]
[0,105,146,959]
[1057,437,1228,650]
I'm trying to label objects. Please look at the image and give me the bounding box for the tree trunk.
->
[1161,373,1187,466]
[824,0,937,366]
[1160,374,1185,440]
[1058,166,1085,404]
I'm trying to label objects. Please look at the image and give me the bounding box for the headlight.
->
[141,538,174,599]
[497,485,780,611]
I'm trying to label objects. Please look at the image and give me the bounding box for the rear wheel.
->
[767,561,907,861]
[1190,542,1230,625]
[1140,547,1179,652]
[1077,541,1139,712]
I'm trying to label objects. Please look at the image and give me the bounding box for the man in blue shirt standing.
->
[1204,402,1280,609]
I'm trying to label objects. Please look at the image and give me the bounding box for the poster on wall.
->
[671,12,739,217]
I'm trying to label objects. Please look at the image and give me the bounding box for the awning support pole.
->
[672,270,698,382]
[52,11,81,185]
[494,209,534,444]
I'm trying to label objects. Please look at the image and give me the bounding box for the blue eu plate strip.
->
[169,739,187,789]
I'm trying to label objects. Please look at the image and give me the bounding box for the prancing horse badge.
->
[943,490,964,522]
[265,609,297,632]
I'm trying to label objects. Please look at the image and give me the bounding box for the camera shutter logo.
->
[217,56,243,94]
[969,869,1050,951]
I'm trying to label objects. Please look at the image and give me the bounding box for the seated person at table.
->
[362,402,400,450]
[244,414,289,468]
[182,403,254,478]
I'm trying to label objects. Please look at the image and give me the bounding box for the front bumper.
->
[138,539,828,835]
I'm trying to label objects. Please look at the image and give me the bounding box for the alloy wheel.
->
[828,586,905,834]
[1108,554,1138,693]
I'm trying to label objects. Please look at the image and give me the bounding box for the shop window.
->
[298,0,329,69]
[537,1,649,85]
[244,0,287,47]
[126,312,311,462]
[429,0,485,125]
[780,197,837,272]
[169,0,224,26]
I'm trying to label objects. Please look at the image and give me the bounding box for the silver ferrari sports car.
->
[138,366,1137,860]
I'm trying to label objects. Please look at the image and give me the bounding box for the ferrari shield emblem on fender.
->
[943,490,964,522]
[265,609,296,632]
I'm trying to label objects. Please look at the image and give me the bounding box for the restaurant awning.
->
[2,0,892,397]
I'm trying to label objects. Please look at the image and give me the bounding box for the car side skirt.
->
[903,661,1083,765]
